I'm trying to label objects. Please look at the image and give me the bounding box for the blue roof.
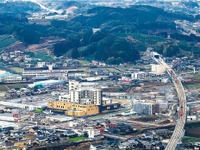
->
[29,80,64,88]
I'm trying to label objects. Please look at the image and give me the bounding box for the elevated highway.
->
[152,52,187,150]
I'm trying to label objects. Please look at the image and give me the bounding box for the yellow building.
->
[48,101,99,117]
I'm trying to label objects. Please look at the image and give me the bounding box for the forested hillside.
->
[0,3,199,64]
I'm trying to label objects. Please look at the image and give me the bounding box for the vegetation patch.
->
[34,51,53,61]
[0,36,17,52]
[0,35,10,41]
[35,109,43,113]
[0,83,27,91]
[10,67,24,74]
[183,83,200,89]
[183,137,200,143]
[68,136,85,142]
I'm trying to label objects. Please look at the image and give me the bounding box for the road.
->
[152,52,187,150]
[103,133,128,140]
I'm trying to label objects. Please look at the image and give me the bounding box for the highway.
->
[152,52,187,150]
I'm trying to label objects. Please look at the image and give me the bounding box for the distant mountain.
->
[0,3,199,64]
[52,6,200,63]
[0,1,41,14]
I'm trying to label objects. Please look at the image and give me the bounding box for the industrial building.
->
[0,70,22,83]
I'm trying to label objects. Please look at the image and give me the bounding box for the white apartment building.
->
[84,127,102,138]
[70,88,102,105]
[131,72,146,80]
[133,101,159,115]
[68,80,97,93]
[151,64,166,75]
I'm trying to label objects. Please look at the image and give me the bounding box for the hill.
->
[0,4,199,64]
[52,6,200,63]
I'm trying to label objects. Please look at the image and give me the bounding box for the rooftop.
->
[0,70,21,78]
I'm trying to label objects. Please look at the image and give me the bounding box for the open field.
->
[34,51,53,61]
[192,73,200,80]
[91,67,121,73]
[68,136,85,142]
[0,35,10,41]
[77,67,121,73]
[0,36,17,52]
[185,122,200,138]
[0,83,28,91]
[78,60,90,66]
[183,83,200,89]
[9,67,24,74]
[183,137,200,143]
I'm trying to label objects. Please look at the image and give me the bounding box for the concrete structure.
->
[0,121,18,128]
[28,80,64,88]
[45,115,73,122]
[131,72,146,80]
[187,115,197,121]
[152,52,187,150]
[68,80,80,92]
[84,127,102,138]
[48,80,120,117]
[70,88,102,105]
[0,101,43,111]
[59,94,71,102]
[66,70,87,79]
[48,101,99,116]
[151,64,166,75]
[68,80,97,93]
[0,70,22,83]
[37,62,46,68]
[133,101,159,115]
[22,66,73,78]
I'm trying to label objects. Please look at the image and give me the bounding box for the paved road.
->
[152,52,187,150]
[103,133,128,140]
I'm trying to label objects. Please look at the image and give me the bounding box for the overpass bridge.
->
[152,52,187,150]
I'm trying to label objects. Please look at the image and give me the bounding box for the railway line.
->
[152,52,187,150]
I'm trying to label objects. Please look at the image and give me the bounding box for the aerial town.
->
[0,0,200,150]
[0,48,200,149]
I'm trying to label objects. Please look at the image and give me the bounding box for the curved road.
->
[152,52,187,150]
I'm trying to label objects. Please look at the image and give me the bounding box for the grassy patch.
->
[183,137,200,143]
[0,85,9,91]
[68,136,85,142]
[34,51,53,61]
[192,73,200,80]
[78,60,90,66]
[0,35,10,41]
[183,83,200,89]
[91,67,121,73]
[131,33,165,45]
[0,37,17,52]
[35,109,43,113]
[10,67,24,74]
[0,83,28,91]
